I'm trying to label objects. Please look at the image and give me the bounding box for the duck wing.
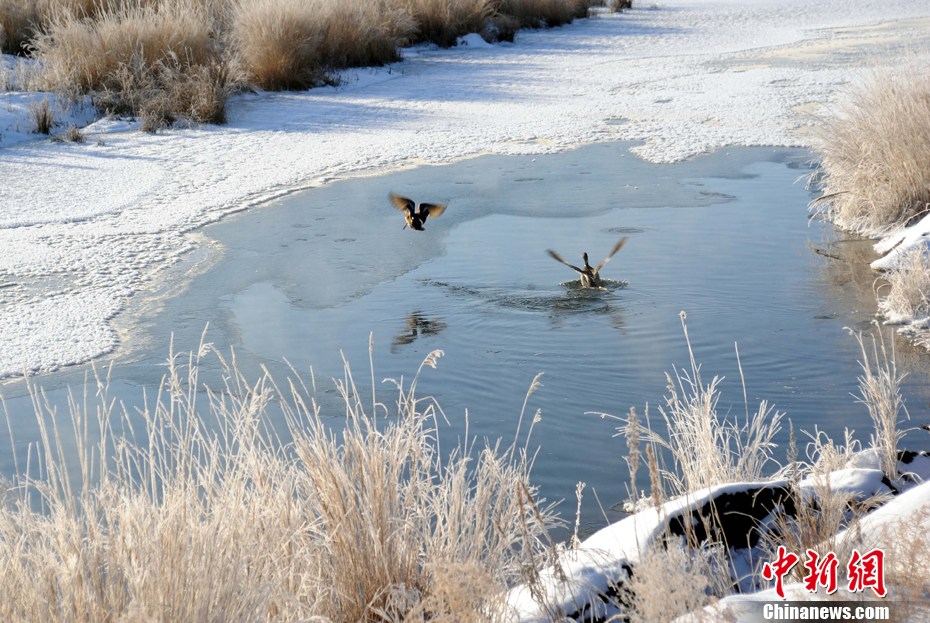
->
[593,237,628,274]
[389,192,416,213]
[419,202,447,221]
[546,249,585,274]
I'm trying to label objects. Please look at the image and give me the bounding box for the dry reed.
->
[495,0,592,28]
[622,539,719,623]
[0,340,557,622]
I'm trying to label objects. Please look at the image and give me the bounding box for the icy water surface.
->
[4,143,930,533]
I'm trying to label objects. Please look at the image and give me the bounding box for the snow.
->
[503,481,782,622]
[3,1,930,377]
[799,467,891,501]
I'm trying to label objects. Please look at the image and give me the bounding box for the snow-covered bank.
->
[507,451,930,622]
[3,1,930,377]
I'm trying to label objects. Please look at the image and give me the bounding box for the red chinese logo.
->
[763,547,886,599]
[762,546,800,598]
[803,549,839,594]
[847,548,887,597]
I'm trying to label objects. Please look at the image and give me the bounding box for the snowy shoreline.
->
[3,1,930,378]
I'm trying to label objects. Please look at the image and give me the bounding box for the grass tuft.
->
[230,0,327,90]
[878,247,930,326]
[494,0,592,29]
[622,539,720,623]
[29,97,54,133]
[850,328,908,481]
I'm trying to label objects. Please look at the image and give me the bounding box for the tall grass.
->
[811,70,930,236]
[621,540,722,623]
[230,0,327,90]
[0,342,557,622]
[34,0,215,94]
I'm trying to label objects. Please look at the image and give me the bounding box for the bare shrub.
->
[609,0,632,12]
[59,123,85,142]
[0,341,555,622]
[811,70,930,236]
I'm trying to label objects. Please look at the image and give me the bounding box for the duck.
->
[546,237,628,288]
[390,192,447,230]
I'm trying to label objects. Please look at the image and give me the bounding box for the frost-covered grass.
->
[31,0,237,128]
[811,70,930,237]
[2,0,598,122]
[1,322,923,622]
[0,343,558,623]
[812,70,930,342]
[852,329,909,480]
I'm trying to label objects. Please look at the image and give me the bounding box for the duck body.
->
[390,192,447,231]
[578,254,602,288]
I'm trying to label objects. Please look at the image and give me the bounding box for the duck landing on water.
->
[546,237,628,288]
[390,192,447,231]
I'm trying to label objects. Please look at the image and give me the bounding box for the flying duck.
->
[390,192,447,231]
[546,237,628,288]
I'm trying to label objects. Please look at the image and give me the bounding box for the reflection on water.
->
[392,312,448,351]
[3,142,930,539]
